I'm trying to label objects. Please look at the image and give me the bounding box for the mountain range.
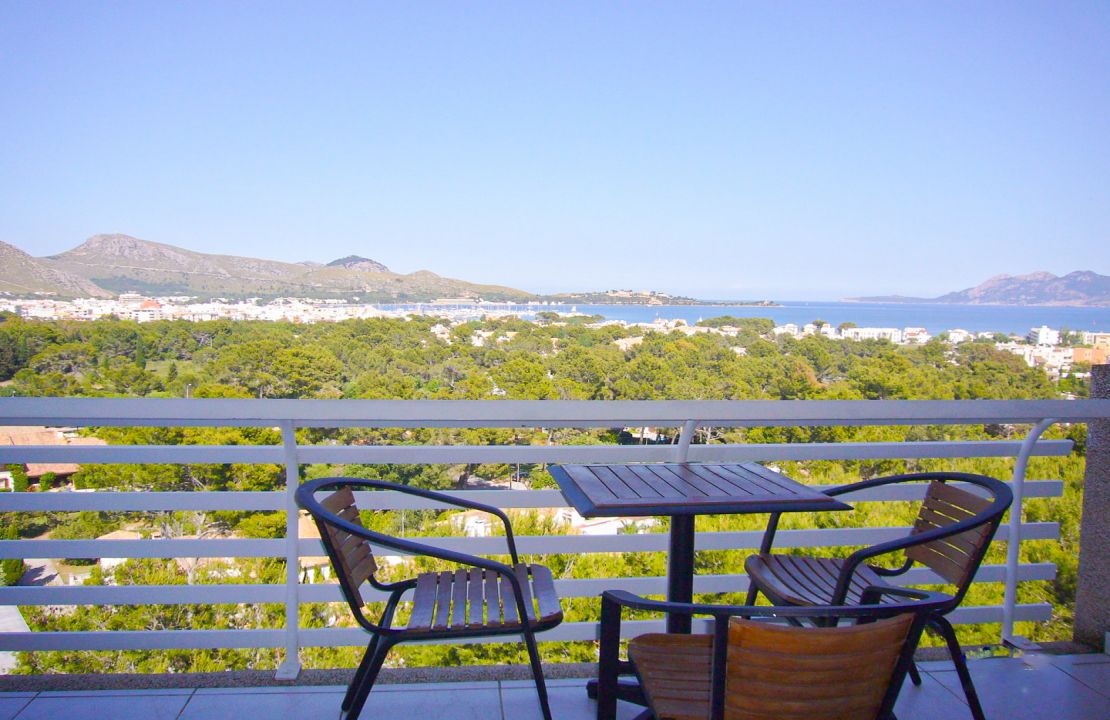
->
[848,271,1110,307]
[0,234,1107,306]
[0,234,530,302]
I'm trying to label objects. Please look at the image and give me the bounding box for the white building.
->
[1028,326,1061,346]
[773,323,799,337]
[897,327,928,344]
[841,327,902,343]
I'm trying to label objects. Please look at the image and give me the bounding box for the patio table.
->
[551,461,851,631]
[549,461,852,713]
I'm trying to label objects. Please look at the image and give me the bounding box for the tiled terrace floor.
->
[1,653,1108,720]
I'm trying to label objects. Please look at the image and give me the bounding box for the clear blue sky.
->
[1,2,1107,300]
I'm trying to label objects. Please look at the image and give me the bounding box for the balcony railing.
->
[1,398,1108,678]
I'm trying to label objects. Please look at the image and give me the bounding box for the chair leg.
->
[744,583,760,606]
[932,616,987,720]
[342,636,382,712]
[907,660,923,686]
[343,640,391,720]
[522,627,553,720]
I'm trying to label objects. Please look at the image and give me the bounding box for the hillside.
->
[848,271,1110,307]
[327,255,390,273]
[19,234,533,301]
[0,241,111,297]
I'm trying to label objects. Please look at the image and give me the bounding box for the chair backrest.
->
[905,480,995,589]
[723,613,915,720]
[314,486,378,607]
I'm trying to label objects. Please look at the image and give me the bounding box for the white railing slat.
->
[0,522,1055,560]
[2,397,1107,427]
[0,439,1074,468]
[0,604,1053,651]
[0,563,1055,606]
[0,480,1064,513]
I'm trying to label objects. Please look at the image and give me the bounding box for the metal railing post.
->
[1002,417,1056,646]
[675,420,698,462]
[275,420,302,680]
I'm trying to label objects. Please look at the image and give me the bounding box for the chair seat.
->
[406,562,562,633]
[745,554,906,606]
[629,633,713,720]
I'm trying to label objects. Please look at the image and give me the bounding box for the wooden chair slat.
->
[451,568,468,629]
[529,563,563,621]
[432,571,453,630]
[907,542,975,585]
[513,564,537,622]
[336,505,361,524]
[340,536,370,562]
[914,507,989,551]
[629,634,712,720]
[793,556,839,596]
[500,573,520,625]
[925,480,992,515]
[347,555,377,590]
[320,487,357,514]
[484,568,502,626]
[408,572,437,631]
[466,567,484,627]
[908,532,975,567]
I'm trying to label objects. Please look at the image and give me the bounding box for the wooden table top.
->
[550,462,851,517]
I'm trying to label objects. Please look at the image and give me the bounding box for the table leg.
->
[667,514,696,634]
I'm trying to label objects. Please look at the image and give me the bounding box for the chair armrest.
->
[299,477,520,563]
[601,589,946,622]
[316,503,517,579]
[858,584,941,606]
[603,590,758,621]
[870,556,914,577]
[358,481,521,564]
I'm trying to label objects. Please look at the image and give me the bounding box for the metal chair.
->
[296,477,563,720]
[598,586,949,720]
[743,471,1013,720]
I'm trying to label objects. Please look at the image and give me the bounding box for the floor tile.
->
[501,685,646,720]
[500,677,589,689]
[38,688,193,697]
[180,690,345,720]
[1048,654,1110,698]
[360,686,501,720]
[930,656,1110,720]
[0,696,34,720]
[370,680,499,693]
[894,673,974,720]
[194,684,346,695]
[13,693,189,720]
[181,686,502,720]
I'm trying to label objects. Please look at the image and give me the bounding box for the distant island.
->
[846,271,1110,308]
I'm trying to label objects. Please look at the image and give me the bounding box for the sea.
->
[377,301,1109,336]
[570,302,1110,336]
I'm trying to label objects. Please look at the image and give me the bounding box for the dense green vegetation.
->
[0,311,1088,674]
